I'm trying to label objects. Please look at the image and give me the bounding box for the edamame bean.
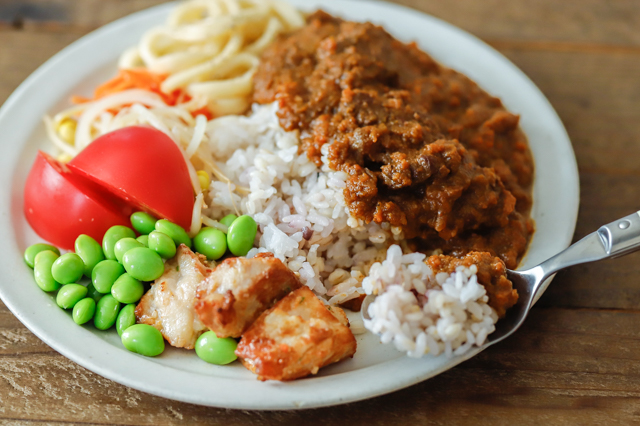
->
[116,304,137,337]
[122,247,164,281]
[136,235,149,247]
[91,260,125,293]
[121,324,164,357]
[194,228,227,260]
[195,331,237,365]
[24,243,60,268]
[56,284,88,309]
[86,282,104,303]
[226,215,257,256]
[147,231,176,259]
[74,234,104,277]
[130,212,157,235]
[111,273,144,304]
[33,250,61,292]
[114,238,144,263]
[155,219,191,248]
[51,253,84,284]
[94,294,121,330]
[72,298,96,325]
[219,214,237,229]
[102,225,136,260]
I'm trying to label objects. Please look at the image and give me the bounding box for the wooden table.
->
[2,0,640,424]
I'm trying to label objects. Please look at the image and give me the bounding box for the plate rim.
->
[0,0,579,410]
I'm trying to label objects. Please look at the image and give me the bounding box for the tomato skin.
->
[24,152,132,250]
[68,126,194,230]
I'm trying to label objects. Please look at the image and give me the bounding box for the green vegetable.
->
[114,237,144,263]
[85,282,104,303]
[72,298,96,325]
[130,212,157,235]
[24,243,60,268]
[116,304,137,337]
[219,214,238,229]
[56,284,88,309]
[155,219,191,248]
[195,331,237,365]
[91,260,125,293]
[136,235,149,247]
[148,231,176,259]
[194,227,227,260]
[94,294,121,330]
[121,324,165,357]
[226,215,257,256]
[102,225,136,261]
[111,273,144,304]
[51,253,84,284]
[74,234,104,277]
[122,247,165,281]
[33,250,61,292]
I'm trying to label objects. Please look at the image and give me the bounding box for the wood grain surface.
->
[2,0,640,424]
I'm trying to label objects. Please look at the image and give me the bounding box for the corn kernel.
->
[58,119,77,145]
[57,153,73,163]
[197,170,210,191]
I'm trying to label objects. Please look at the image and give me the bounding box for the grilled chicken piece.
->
[195,253,301,338]
[235,286,357,381]
[135,245,212,349]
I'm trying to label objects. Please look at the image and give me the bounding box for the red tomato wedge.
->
[67,126,194,230]
[24,152,132,250]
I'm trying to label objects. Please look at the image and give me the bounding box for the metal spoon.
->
[362,210,640,348]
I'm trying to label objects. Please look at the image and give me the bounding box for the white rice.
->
[202,102,498,357]
[363,245,498,358]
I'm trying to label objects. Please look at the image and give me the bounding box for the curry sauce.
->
[253,11,533,272]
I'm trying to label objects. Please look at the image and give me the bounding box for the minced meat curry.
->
[253,11,534,314]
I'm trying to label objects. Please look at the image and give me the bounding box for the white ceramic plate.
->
[0,0,579,410]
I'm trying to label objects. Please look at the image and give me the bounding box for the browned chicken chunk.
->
[136,245,213,349]
[194,253,301,338]
[235,286,357,381]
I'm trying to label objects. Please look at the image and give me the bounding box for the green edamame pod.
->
[219,214,238,229]
[155,220,191,248]
[51,253,84,284]
[24,243,60,268]
[121,324,164,357]
[111,273,144,304]
[116,304,137,337]
[148,231,176,259]
[114,238,144,264]
[72,298,96,325]
[94,294,121,330]
[74,234,104,277]
[130,212,157,235]
[56,284,88,309]
[195,331,237,365]
[122,247,164,281]
[194,227,227,260]
[102,226,136,261]
[33,250,61,292]
[226,215,257,256]
[91,260,125,293]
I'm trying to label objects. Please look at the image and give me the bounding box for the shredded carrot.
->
[71,69,215,119]
[190,105,215,121]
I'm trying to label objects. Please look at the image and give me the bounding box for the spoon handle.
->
[527,211,640,299]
